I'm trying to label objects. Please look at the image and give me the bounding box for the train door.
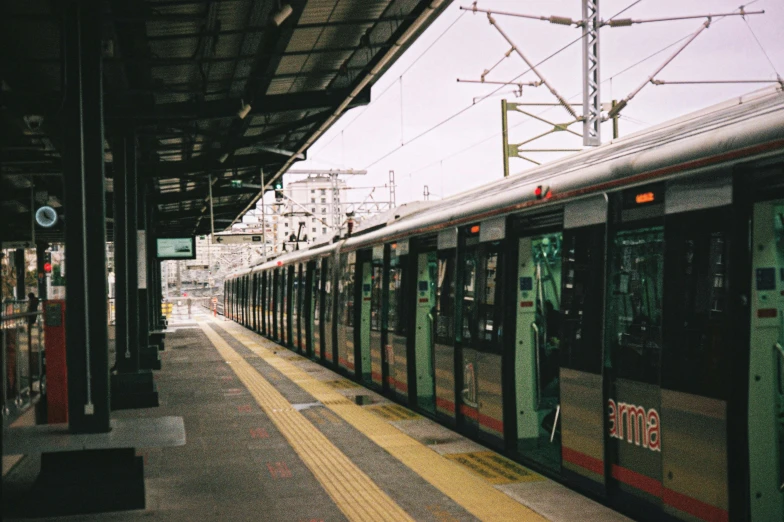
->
[324,257,336,364]
[283,266,290,346]
[265,271,270,335]
[272,270,279,341]
[260,271,267,335]
[369,245,385,389]
[255,272,264,333]
[749,197,784,521]
[604,184,665,516]
[358,253,373,383]
[312,259,322,360]
[458,221,506,447]
[297,264,305,353]
[434,229,457,426]
[512,212,563,469]
[388,240,410,402]
[558,196,607,496]
[337,252,356,374]
[415,244,437,413]
[292,264,300,352]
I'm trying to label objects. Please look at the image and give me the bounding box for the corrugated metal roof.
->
[0,0,452,242]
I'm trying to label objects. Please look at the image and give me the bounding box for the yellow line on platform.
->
[218,322,547,522]
[199,324,414,522]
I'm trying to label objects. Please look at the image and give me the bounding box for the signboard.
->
[212,234,264,245]
[156,237,196,260]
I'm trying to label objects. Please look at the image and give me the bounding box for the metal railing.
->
[2,301,45,417]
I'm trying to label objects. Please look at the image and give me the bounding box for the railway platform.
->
[3,307,629,521]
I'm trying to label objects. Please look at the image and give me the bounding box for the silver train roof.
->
[236,86,784,275]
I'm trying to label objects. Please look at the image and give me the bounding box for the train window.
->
[560,226,604,374]
[338,255,355,328]
[460,250,477,343]
[388,245,407,336]
[606,226,664,384]
[662,209,731,399]
[371,259,383,332]
[459,242,504,351]
[478,250,498,344]
[435,253,455,343]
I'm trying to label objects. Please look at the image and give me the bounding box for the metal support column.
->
[113,134,130,370]
[14,249,25,300]
[137,179,152,366]
[582,0,601,146]
[119,131,140,374]
[36,243,48,300]
[62,0,110,433]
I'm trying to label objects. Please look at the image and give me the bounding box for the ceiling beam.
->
[144,150,298,179]
[108,88,360,121]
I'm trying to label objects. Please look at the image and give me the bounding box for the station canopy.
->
[0,0,450,243]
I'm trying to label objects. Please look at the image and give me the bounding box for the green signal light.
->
[230,180,243,188]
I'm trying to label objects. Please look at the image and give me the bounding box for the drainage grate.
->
[366,404,418,421]
[444,451,544,485]
[324,379,361,389]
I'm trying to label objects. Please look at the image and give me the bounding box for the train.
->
[224,87,784,522]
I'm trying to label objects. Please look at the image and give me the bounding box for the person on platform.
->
[27,292,40,327]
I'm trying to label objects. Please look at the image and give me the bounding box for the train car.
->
[224,87,784,522]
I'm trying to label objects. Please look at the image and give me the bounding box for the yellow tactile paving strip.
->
[220,322,547,522]
[199,324,414,522]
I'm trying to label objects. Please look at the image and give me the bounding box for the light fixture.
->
[272,3,293,26]
[218,153,229,163]
[237,101,252,119]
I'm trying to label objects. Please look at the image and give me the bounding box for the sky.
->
[271,0,784,212]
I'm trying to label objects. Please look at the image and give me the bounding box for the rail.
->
[2,301,45,418]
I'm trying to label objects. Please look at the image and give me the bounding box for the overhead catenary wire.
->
[742,14,781,79]
[361,0,655,171]
[403,0,760,181]
[310,9,468,159]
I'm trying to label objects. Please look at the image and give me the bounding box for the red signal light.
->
[534,186,542,197]
[43,262,52,273]
[470,225,480,234]
[276,261,283,267]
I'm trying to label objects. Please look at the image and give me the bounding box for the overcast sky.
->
[277,0,784,210]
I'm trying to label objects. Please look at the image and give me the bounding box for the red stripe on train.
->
[458,404,503,432]
[389,377,408,393]
[435,397,455,413]
[663,488,728,522]
[612,465,728,522]
[561,447,604,475]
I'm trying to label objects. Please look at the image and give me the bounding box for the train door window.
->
[434,249,457,422]
[387,242,409,400]
[337,253,356,372]
[272,270,279,340]
[358,255,373,381]
[312,260,321,359]
[662,209,731,399]
[323,257,335,362]
[298,264,305,353]
[606,227,664,384]
[370,250,384,388]
[258,273,262,331]
[292,264,300,351]
[560,226,604,374]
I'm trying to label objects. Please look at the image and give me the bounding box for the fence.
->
[2,300,44,417]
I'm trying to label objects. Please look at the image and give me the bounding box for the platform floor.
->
[3,308,631,521]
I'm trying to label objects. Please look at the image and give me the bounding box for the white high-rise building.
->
[258,175,348,251]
